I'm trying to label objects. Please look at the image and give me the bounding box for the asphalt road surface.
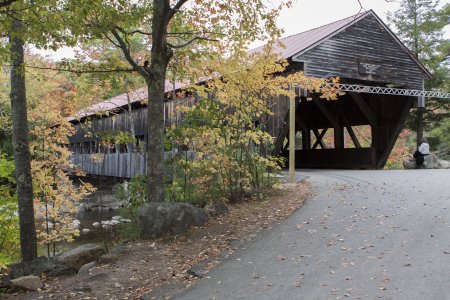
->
[175,169,450,300]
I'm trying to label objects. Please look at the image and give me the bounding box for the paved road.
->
[176,169,450,300]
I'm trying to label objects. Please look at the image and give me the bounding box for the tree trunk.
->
[144,0,173,202]
[417,107,424,145]
[9,18,38,262]
[145,77,166,202]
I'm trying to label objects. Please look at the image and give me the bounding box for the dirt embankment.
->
[7,182,310,300]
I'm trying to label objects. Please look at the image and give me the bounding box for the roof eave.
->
[291,10,372,62]
[291,10,433,80]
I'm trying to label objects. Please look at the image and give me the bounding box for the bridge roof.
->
[68,80,185,122]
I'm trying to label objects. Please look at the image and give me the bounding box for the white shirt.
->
[418,142,430,155]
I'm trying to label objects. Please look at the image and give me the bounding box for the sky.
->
[40,0,448,60]
[277,0,399,37]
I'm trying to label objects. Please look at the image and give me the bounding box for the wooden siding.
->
[70,151,196,178]
[68,94,290,177]
[69,97,196,144]
[294,14,426,90]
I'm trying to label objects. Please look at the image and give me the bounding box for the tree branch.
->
[19,65,137,74]
[168,36,218,49]
[129,29,152,36]
[168,0,189,20]
[111,28,148,78]
[168,31,226,36]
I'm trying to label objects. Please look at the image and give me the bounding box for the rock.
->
[186,258,214,278]
[72,219,81,229]
[138,202,209,239]
[7,256,52,280]
[438,160,450,169]
[82,228,91,234]
[403,153,447,169]
[403,157,416,169]
[121,219,132,223]
[92,222,100,227]
[110,220,121,225]
[56,244,106,271]
[46,263,77,277]
[112,216,122,220]
[77,261,97,275]
[10,275,42,291]
[423,153,439,168]
[96,244,127,265]
[205,202,228,217]
[97,253,120,264]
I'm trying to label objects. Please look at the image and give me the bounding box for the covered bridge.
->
[69,10,437,177]
[253,10,432,169]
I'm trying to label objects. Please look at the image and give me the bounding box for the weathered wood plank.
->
[295,14,426,90]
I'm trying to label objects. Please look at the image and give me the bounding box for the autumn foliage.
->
[164,48,339,203]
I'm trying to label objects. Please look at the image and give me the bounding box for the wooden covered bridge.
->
[69,10,444,177]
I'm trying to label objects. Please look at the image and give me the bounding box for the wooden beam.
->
[302,129,311,150]
[338,107,361,148]
[376,97,412,169]
[312,128,328,149]
[345,126,361,148]
[301,112,327,149]
[312,96,339,128]
[313,96,344,149]
[349,93,377,128]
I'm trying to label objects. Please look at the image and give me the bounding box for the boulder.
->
[46,263,77,277]
[10,275,42,291]
[403,153,448,169]
[423,153,440,168]
[438,160,450,169]
[7,256,52,280]
[110,220,121,225]
[77,261,97,275]
[205,202,229,217]
[56,244,105,271]
[138,202,209,239]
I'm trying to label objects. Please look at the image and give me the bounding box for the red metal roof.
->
[249,10,431,78]
[248,11,367,59]
[69,80,185,121]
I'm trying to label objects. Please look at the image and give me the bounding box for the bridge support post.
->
[289,88,296,183]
